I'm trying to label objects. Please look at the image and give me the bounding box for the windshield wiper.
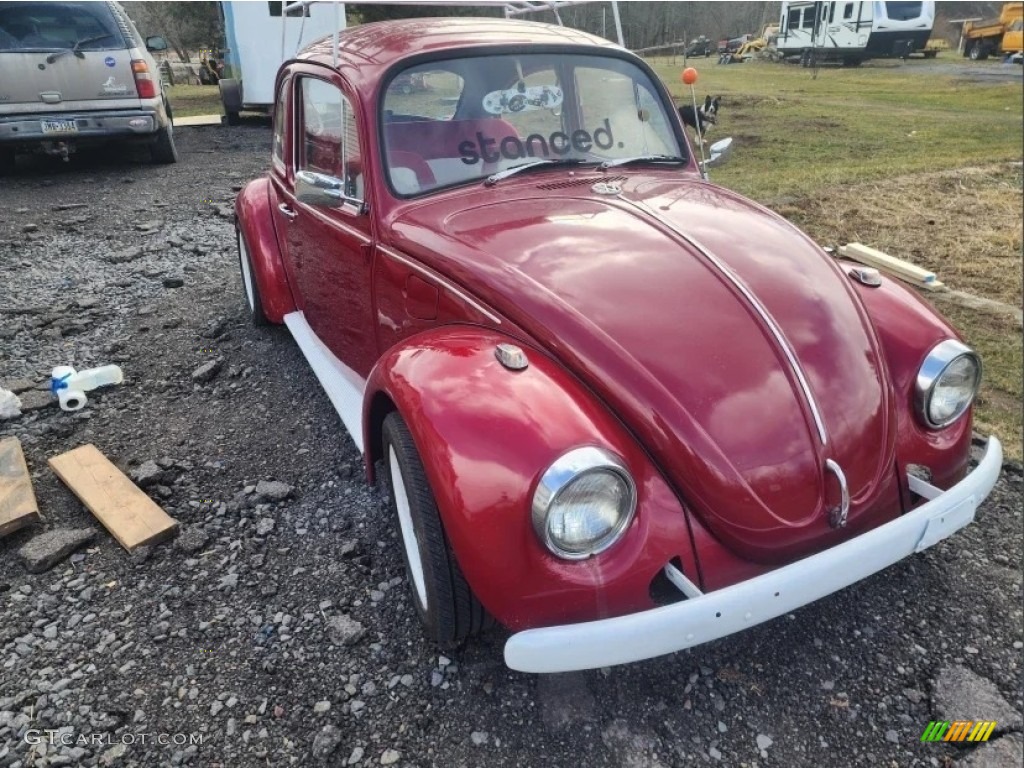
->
[46,33,114,64]
[600,154,686,170]
[484,158,589,186]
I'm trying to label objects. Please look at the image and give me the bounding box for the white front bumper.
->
[504,437,1003,673]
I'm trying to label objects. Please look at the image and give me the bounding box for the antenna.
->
[681,66,708,179]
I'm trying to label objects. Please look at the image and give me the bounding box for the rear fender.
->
[363,327,699,630]
[235,177,295,323]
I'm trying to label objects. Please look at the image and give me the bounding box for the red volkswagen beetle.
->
[234,18,1001,673]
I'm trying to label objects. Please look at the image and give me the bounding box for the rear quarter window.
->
[0,1,126,53]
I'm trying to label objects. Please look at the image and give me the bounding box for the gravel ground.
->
[1,126,1022,768]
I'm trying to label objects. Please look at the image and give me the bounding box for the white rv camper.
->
[776,1,934,66]
[218,1,343,124]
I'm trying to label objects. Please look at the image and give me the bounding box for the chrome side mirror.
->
[295,169,364,211]
[145,35,168,52]
[705,137,733,167]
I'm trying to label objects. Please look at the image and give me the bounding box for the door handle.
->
[278,203,297,221]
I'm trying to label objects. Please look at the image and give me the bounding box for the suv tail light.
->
[131,59,158,99]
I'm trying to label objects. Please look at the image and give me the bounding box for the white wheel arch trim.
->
[238,230,256,312]
[390,447,429,610]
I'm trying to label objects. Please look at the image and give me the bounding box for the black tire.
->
[842,57,863,67]
[237,227,269,326]
[382,412,492,648]
[0,148,14,175]
[969,42,988,61]
[151,124,178,164]
[225,110,241,126]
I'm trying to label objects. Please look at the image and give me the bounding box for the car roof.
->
[296,17,620,86]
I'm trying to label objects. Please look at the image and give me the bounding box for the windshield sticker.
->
[459,119,618,164]
[104,56,116,67]
[100,76,128,95]
[483,85,563,116]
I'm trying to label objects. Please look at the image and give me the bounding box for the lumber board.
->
[0,437,40,538]
[839,243,945,291]
[48,444,177,552]
[841,243,936,282]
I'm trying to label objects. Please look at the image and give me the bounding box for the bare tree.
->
[121,1,222,62]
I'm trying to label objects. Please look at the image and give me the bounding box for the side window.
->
[788,8,801,28]
[801,9,815,28]
[272,78,289,166]
[844,3,855,19]
[298,78,362,200]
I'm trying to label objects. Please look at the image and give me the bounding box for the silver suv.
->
[0,0,176,171]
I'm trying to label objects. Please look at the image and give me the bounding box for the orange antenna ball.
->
[682,67,698,85]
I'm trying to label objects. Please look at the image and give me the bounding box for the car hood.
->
[387,176,900,562]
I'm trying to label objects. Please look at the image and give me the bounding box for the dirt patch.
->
[768,163,1024,306]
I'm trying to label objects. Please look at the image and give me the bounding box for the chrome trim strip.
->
[378,246,502,325]
[629,200,829,446]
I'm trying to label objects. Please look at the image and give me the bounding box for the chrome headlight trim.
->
[531,446,637,560]
[915,339,981,429]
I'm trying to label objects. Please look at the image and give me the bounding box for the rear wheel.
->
[382,412,492,648]
[969,42,988,60]
[237,227,269,326]
[151,124,178,164]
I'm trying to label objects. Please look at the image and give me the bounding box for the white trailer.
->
[776,1,934,66]
[218,0,343,124]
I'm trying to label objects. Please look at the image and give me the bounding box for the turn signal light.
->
[131,59,158,99]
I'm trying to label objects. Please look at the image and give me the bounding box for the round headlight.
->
[915,340,981,429]
[532,447,637,560]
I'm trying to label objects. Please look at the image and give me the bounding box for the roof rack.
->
[282,0,624,66]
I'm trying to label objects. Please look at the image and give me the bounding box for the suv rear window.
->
[0,1,126,53]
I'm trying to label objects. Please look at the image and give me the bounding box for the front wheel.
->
[382,412,492,648]
[237,228,269,326]
[969,42,988,61]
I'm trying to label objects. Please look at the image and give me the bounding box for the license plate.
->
[41,120,78,134]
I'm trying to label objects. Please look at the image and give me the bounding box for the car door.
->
[276,73,377,377]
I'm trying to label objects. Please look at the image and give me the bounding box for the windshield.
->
[0,1,126,53]
[381,52,684,197]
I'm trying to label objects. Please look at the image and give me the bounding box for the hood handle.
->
[825,459,850,528]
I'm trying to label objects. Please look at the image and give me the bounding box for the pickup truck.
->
[962,2,1023,62]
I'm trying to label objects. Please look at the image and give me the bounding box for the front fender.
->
[363,327,699,631]
[847,265,973,491]
[235,177,295,323]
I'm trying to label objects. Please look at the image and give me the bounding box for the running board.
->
[283,312,366,453]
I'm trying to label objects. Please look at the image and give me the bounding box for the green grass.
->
[647,57,1024,459]
[649,58,1023,201]
[166,84,222,118]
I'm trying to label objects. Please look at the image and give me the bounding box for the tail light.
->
[131,59,158,99]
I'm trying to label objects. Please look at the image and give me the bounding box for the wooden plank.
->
[0,437,40,538]
[48,444,178,552]
[840,243,938,284]
[839,243,945,292]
